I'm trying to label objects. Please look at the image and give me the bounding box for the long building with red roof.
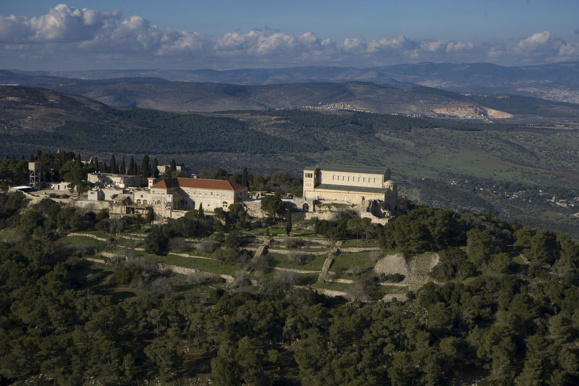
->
[146,177,248,212]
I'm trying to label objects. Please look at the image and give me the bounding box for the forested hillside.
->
[0,192,578,384]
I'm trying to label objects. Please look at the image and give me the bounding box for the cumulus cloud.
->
[515,31,564,56]
[0,4,577,70]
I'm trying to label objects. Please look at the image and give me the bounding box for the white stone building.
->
[149,177,248,212]
[87,173,141,189]
[303,164,398,213]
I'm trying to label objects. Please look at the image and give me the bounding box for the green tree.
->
[146,207,155,224]
[529,230,559,266]
[119,157,126,175]
[128,156,136,175]
[110,154,118,174]
[211,356,241,386]
[285,208,292,236]
[145,225,170,255]
[152,158,159,178]
[241,167,249,188]
[141,155,151,185]
[144,339,183,380]
[261,195,285,218]
[467,229,493,266]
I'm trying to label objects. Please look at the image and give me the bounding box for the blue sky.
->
[1,1,578,70]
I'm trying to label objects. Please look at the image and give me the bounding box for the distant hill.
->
[2,73,578,123]
[5,61,579,104]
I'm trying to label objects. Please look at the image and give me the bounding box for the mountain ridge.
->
[2,78,578,124]
[4,61,579,103]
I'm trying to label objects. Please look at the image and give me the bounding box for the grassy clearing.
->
[298,273,319,285]
[378,285,409,294]
[341,239,380,248]
[328,272,360,280]
[60,236,107,250]
[268,252,326,271]
[149,254,237,275]
[78,230,113,238]
[332,252,375,271]
[512,255,528,266]
[313,281,351,292]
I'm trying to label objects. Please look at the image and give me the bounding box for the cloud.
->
[0,4,577,70]
[515,31,564,56]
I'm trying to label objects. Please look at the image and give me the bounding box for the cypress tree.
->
[152,158,159,178]
[141,155,151,185]
[120,157,126,174]
[128,157,136,175]
[110,155,118,174]
[241,167,249,188]
[286,207,292,236]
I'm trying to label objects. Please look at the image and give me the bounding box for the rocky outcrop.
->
[433,105,513,120]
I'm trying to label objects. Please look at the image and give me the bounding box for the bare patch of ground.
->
[374,252,440,290]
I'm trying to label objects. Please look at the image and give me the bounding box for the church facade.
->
[303,164,398,212]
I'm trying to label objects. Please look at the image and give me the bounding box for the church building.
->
[303,164,398,211]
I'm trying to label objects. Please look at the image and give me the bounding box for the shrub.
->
[379,273,405,283]
[270,270,299,291]
[167,237,189,252]
[430,248,476,281]
[287,238,306,249]
[287,251,308,265]
[198,240,220,253]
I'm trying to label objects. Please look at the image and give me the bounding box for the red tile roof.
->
[151,178,247,191]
